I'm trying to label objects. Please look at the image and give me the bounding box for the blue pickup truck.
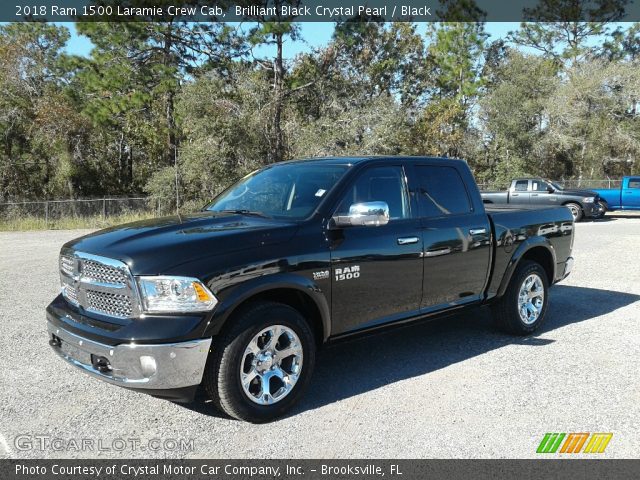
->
[593,176,640,212]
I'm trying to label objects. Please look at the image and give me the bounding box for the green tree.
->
[413,22,487,158]
[542,59,640,179]
[509,0,629,63]
[0,22,79,200]
[480,51,560,184]
[601,22,640,61]
[75,20,239,207]
[332,18,426,106]
[245,2,305,164]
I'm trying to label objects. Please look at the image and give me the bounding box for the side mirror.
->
[547,186,555,193]
[332,201,390,228]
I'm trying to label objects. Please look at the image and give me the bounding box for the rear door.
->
[622,177,640,209]
[412,163,492,310]
[328,164,424,334]
[509,180,531,204]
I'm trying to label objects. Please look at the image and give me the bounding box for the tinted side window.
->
[335,166,410,220]
[628,178,640,189]
[416,166,472,218]
[532,180,549,191]
[514,180,529,191]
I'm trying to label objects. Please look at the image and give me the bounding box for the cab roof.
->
[280,156,462,166]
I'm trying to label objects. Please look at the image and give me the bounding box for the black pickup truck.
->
[47,157,575,422]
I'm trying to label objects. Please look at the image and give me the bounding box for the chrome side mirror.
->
[332,201,390,227]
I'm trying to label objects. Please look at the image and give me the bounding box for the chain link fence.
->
[0,179,627,223]
[0,197,175,223]
[477,178,624,191]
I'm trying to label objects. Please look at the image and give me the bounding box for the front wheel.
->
[564,202,583,222]
[593,201,607,219]
[491,260,549,335]
[202,301,316,423]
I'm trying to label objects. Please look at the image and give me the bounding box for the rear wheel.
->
[491,260,549,335]
[564,202,583,222]
[203,301,316,423]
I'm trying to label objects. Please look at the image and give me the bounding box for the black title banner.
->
[3,459,640,480]
[6,0,640,22]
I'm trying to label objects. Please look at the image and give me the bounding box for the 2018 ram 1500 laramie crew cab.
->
[47,157,575,422]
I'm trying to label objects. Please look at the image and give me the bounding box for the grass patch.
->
[0,212,158,231]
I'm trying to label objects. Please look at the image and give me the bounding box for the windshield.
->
[206,163,349,219]
[547,180,563,190]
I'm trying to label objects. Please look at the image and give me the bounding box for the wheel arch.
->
[496,240,556,298]
[205,274,330,344]
[561,199,584,209]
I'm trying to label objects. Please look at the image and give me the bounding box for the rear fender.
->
[496,238,557,298]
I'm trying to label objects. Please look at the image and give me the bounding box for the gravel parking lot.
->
[1,213,639,459]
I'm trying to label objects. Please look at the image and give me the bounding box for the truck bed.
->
[483,203,574,298]
[484,204,569,214]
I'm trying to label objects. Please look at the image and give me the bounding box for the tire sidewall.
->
[217,304,316,422]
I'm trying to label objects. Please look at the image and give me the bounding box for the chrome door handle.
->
[424,247,451,257]
[469,228,487,235]
[397,236,419,245]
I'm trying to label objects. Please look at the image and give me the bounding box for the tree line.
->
[1,12,639,209]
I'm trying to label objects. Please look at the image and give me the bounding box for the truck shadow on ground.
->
[184,285,638,419]
[586,213,640,222]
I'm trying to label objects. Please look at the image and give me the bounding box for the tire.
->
[593,201,607,219]
[491,260,549,335]
[203,301,316,423]
[564,202,583,222]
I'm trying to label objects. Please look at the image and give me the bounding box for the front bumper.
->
[47,322,211,391]
[562,256,574,279]
[583,202,602,218]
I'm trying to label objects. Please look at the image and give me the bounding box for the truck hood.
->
[557,189,599,198]
[63,212,299,275]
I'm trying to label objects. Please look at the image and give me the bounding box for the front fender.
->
[496,237,557,298]
[203,273,331,341]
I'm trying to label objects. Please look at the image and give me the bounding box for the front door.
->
[622,177,640,208]
[530,179,559,206]
[329,164,423,334]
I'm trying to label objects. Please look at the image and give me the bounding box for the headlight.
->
[582,197,595,203]
[136,276,217,313]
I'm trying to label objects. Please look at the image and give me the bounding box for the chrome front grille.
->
[60,255,74,277]
[82,259,129,285]
[59,251,139,318]
[86,290,133,317]
[63,283,79,305]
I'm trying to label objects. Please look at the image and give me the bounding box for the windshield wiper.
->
[218,209,272,219]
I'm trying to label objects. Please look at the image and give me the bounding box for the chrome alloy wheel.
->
[568,204,580,220]
[518,273,545,325]
[240,325,303,405]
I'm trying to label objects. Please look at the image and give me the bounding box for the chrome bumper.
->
[47,323,211,390]
[563,256,574,279]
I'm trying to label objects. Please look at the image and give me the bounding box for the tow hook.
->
[91,355,112,373]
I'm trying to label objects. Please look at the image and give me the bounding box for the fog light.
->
[139,355,157,378]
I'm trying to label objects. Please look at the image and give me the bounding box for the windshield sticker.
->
[315,189,326,197]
